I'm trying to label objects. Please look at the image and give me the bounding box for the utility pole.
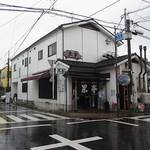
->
[114,26,119,117]
[7,50,10,92]
[124,9,132,108]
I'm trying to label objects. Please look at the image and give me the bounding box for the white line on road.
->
[67,119,105,125]
[34,111,70,119]
[0,116,7,124]
[142,118,150,122]
[128,115,150,120]
[31,134,102,150]
[67,119,139,127]
[0,124,51,131]
[20,114,40,121]
[32,114,56,120]
[6,115,25,122]
[106,119,139,126]
[0,110,32,113]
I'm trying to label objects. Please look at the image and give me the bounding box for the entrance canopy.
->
[21,69,50,82]
[57,59,110,80]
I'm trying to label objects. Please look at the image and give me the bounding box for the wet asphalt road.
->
[0,103,150,150]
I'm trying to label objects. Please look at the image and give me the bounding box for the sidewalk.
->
[56,110,150,119]
[15,101,150,119]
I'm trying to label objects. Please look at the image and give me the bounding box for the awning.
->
[21,70,50,82]
[65,71,110,80]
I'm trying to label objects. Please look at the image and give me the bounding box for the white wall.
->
[64,26,115,63]
[11,24,117,111]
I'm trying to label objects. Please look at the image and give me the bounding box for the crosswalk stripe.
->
[142,118,150,122]
[0,117,7,124]
[41,112,70,119]
[6,115,24,122]
[32,114,56,120]
[20,114,40,121]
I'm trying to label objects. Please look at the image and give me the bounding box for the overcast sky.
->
[0,0,150,68]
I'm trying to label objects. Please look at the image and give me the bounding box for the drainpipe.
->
[61,27,64,60]
[138,45,143,92]
[143,46,147,92]
[65,77,67,112]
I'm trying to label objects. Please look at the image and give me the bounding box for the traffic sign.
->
[115,32,125,41]
[117,74,130,86]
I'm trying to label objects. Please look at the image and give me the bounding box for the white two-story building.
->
[11,19,148,112]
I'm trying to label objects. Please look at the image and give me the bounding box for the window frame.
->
[38,50,43,60]
[24,58,28,67]
[13,64,16,72]
[48,42,57,57]
[22,82,28,93]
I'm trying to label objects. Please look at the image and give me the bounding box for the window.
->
[48,42,57,57]
[38,50,43,60]
[14,64,16,72]
[22,59,24,65]
[29,57,31,64]
[25,58,28,67]
[22,83,28,93]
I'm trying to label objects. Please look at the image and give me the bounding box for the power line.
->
[138,34,150,40]
[135,15,150,23]
[135,23,150,32]
[0,2,124,27]
[12,0,59,56]
[0,6,124,30]
[52,9,124,27]
[0,0,44,28]
[142,0,150,3]
[128,4,150,14]
[88,0,120,17]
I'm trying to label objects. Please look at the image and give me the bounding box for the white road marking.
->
[0,117,7,124]
[35,111,70,119]
[31,134,102,150]
[106,119,139,126]
[20,114,40,121]
[0,110,32,113]
[0,124,51,131]
[67,119,139,127]
[129,115,150,120]
[32,114,56,120]
[6,115,25,122]
[142,118,150,122]
[67,119,105,125]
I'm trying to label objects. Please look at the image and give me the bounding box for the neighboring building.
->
[147,62,150,92]
[0,66,11,92]
[11,19,148,112]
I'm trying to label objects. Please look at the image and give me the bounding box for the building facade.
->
[11,19,148,111]
[0,66,11,92]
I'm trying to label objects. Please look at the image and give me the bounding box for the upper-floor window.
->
[22,59,24,66]
[48,42,57,57]
[25,58,28,67]
[14,64,16,72]
[29,57,31,64]
[38,50,43,60]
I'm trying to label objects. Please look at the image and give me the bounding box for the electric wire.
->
[135,23,150,32]
[88,0,120,17]
[12,0,59,57]
[0,2,124,27]
[128,4,150,14]
[142,0,150,4]
[0,0,44,28]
